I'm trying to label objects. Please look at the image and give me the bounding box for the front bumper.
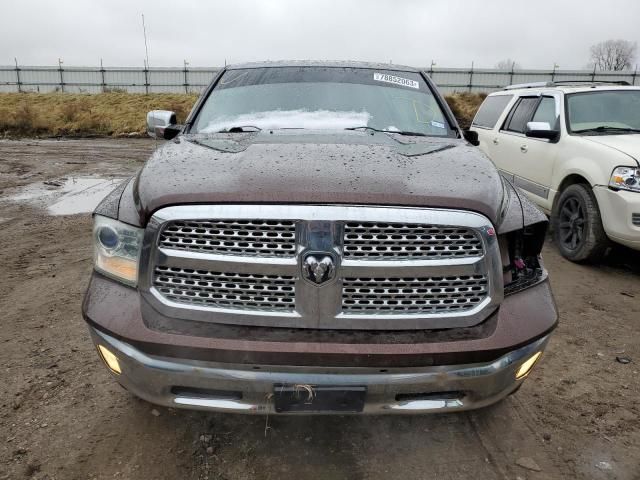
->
[594,186,640,250]
[90,326,550,414]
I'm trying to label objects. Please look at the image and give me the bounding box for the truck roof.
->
[226,60,421,72]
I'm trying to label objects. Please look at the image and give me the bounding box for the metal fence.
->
[1,64,639,95]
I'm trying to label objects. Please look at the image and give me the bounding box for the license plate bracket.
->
[273,385,366,413]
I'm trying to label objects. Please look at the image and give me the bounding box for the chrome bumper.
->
[89,327,550,415]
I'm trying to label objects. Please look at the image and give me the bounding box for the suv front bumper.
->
[594,186,640,250]
[89,326,550,414]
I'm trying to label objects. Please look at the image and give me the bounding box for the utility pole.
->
[14,57,21,93]
[183,59,189,94]
[100,58,106,93]
[142,13,150,94]
[58,58,64,92]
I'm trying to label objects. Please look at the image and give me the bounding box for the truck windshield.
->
[191,67,454,137]
[567,90,640,134]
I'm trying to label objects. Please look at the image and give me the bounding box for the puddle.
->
[7,177,125,215]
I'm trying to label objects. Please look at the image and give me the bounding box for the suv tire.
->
[552,184,609,262]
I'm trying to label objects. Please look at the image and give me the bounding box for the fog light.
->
[97,345,121,375]
[515,352,542,379]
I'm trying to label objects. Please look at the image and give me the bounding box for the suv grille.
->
[342,275,488,313]
[632,213,640,226]
[159,219,297,257]
[343,222,483,259]
[153,266,296,311]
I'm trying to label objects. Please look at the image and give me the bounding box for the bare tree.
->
[590,40,637,71]
[495,59,521,70]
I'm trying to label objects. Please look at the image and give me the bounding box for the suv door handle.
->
[493,138,499,145]
[520,144,528,153]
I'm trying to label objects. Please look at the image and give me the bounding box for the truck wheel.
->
[552,184,609,262]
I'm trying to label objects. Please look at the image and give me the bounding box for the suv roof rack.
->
[504,80,631,90]
[503,82,549,90]
[551,80,631,86]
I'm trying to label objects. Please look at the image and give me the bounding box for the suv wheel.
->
[552,184,609,262]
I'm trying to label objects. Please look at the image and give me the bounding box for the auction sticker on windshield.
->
[373,73,420,89]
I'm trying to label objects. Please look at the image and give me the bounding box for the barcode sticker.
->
[373,73,420,89]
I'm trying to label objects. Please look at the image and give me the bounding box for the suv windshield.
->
[567,90,640,134]
[191,67,454,137]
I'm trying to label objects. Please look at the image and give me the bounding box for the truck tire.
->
[552,183,610,262]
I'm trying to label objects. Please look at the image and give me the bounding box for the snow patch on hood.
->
[199,109,371,132]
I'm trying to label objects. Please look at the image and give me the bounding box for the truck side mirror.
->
[525,122,560,141]
[146,110,181,140]
[463,129,479,146]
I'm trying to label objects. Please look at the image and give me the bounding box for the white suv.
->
[470,82,640,262]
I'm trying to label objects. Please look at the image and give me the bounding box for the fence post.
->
[591,64,596,82]
[58,58,65,92]
[183,60,189,94]
[100,59,106,93]
[143,60,149,94]
[468,61,474,92]
[14,58,21,93]
[633,65,638,86]
[509,61,515,86]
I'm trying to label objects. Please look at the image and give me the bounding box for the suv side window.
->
[531,96,558,128]
[503,97,539,133]
[472,95,513,129]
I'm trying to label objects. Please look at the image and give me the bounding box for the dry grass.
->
[0,92,484,137]
[445,92,487,129]
[0,92,198,137]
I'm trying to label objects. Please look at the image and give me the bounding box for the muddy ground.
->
[0,139,638,480]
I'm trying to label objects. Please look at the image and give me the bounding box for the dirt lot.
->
[0,139,639,480]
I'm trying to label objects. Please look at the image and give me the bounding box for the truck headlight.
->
[610,166,640,192]
[93,215,143,286]
[500,221,548,296]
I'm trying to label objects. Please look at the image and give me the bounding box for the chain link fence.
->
[1,64,639,95]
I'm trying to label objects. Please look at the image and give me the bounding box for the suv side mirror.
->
[463,129,479,146]
[147,110,182,140]
[525,122,559,141]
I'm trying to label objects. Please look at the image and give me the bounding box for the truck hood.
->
[583,134,640,165]
[133,130,505,225]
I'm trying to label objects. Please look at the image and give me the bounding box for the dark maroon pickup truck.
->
[82,61,557,414]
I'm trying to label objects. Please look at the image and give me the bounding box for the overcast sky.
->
[2,0,639,69]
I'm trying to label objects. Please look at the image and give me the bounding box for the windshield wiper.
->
[216,125,262,133]
[573,125,640,134]
[345,126,427,137]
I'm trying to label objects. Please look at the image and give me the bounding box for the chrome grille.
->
[342,275,488,313]
[144,205,501,330]
[632,213,640,226]
[153,266,296,311]
[343,222,483,259]
[159,219,297,257]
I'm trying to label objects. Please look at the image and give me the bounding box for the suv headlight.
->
[93,215,143,286]
[610,166,640,192]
